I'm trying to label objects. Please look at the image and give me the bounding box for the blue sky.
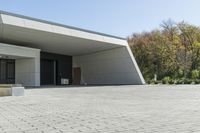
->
[0,0,199,38]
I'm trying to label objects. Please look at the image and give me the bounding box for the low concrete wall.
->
[0,86,11,96]
[0,84,24,97]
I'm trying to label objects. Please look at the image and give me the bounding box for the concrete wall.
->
[73,46,145,85]
[0,43,40,86]
[15,58,40,86]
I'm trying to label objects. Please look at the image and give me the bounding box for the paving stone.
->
[0,85,200,132]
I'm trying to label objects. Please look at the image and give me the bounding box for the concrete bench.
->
[0,84,24,97]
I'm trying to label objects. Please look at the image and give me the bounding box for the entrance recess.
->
[41,59,57,85]
[0,59,15,84]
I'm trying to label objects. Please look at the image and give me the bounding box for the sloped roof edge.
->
[0,10,126,40]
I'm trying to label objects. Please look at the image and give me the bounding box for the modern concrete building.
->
[0,11,145,87]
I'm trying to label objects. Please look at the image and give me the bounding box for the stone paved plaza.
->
[1,85,200,133]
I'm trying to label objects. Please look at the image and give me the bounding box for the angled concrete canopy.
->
[0,11,145,86]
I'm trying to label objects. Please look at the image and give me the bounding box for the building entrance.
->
[0,59,15,84]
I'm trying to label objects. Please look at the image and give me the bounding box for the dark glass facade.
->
[0,59,15,84]
[40,52,72,85]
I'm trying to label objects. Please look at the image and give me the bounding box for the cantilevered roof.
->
[0,11,128,55]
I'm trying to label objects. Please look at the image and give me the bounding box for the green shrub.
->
[154,80,159,84]
[162,76,171,84]
[149,80,154,84]
[169,79,175,84]
[176,78,184,84]
[147,80,151,84]
[194,79,200,84]
[191,70,199,79]
[150,80,158,84]
[178,68,184,78]
[146,79,161,84]
[183,78,193,84]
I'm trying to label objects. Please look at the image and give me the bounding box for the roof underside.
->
[0,11,127,56]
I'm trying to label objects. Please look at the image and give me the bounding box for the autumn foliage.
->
[128,20,200,84]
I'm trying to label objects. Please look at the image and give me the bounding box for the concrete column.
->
[15,57,40,87]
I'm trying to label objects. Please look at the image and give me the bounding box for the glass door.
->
[0,59,15,84]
